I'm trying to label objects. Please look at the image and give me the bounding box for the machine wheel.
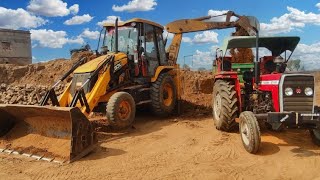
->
[151,73,177,117]
[212,80,238,131]
[107,92,136,129]
[239,111,261,154]
[309,129,320,146]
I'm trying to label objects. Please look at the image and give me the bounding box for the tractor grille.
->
[281,75,314,113]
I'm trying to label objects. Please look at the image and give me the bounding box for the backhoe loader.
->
[0,18,181,163]
[0,11,259,163]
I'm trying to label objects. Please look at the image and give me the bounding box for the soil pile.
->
[0,51,92,86]
[0,83,65,105]
[180,70,214,117]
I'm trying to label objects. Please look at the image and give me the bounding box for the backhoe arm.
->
[165,11,260,65]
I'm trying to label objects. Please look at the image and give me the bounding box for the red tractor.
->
[213,36,320,153]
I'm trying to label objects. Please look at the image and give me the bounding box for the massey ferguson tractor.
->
[213,36,320,153]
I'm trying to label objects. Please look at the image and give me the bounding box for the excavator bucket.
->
[0,104,97,163]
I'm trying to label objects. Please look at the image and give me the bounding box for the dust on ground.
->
[1,116,320,180]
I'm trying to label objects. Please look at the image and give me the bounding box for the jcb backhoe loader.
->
[0,18,181,163]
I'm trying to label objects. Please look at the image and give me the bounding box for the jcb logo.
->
[114,63,122,72]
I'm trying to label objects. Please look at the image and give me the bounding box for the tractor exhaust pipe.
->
[115,18,119,54]
[254,32,260,85]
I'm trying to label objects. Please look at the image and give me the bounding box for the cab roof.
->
[103,18,164,29]
[221,36,300,56]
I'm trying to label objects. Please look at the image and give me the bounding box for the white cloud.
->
[261,6,320,35]
[30,29,84,48]
[112,0,157,12]
[69,4,79,15]
[27,0,79,17]
[80,28,100,40]
[163,30,174,39]
[64,14,93,25]
[0,7,47,29]
[207,10,237,22]
[182,37,192,43]
[97,16,122,26]
[292,42,320,70]
[316,3,320,9]
[193,31,219,44]
[192,50,215,68]
[182,31,219,44]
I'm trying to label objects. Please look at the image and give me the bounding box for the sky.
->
[1,0,320,70]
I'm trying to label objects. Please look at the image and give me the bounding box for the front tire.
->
[309,129,320,146]
[239,111,261,154]
[212,80,238,131]
[107,92,136,129]
[151,73,177,116]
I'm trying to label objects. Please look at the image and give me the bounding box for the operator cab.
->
[100,18,168,78]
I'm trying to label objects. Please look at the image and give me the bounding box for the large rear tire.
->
[309,129,320,146]
[107,92,136,129]
[151,73,177,116]
[239,111,261,154]
[212,80,238,131]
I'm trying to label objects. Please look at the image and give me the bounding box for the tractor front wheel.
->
[239,111,261,154]
[151,73,177,117]
[107,92,136,129]
[309,129,320,146]
[212,80,238,131]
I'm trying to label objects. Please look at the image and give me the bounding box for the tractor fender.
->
[214,72,242,112]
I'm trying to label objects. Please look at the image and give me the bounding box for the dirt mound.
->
[0,51,93,86]
[180,70,214,117]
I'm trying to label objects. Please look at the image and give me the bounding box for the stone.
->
[5,94,12,100]
[16,95,23,102]
[0,83,7,90]
[9,95,17,104]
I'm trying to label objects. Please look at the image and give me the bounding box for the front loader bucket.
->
[0,104,97,163]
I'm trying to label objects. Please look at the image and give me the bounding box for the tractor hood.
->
[221,36,300,56]
[74,52,127,73]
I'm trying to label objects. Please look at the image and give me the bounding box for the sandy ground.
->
[1,113,320,180]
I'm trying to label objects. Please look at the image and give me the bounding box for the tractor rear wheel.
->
[212,80,238,131]
[107,92,136,129]
[151,73,177,117]
[309,129,320,146]
[239,111,261,154]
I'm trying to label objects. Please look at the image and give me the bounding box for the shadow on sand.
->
[257,128,320,157]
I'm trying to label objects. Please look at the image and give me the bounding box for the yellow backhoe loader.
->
[0,11,259,163]
[0,18,181,163]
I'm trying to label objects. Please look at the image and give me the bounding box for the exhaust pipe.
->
[254,32,260,85]
[115,18,119,54]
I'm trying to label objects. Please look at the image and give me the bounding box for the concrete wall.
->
[0,29,32,65]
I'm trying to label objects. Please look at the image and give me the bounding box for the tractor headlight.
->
[304,87,313,96]
[285,87,293,96]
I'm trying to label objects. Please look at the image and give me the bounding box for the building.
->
[0,29,32,65]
